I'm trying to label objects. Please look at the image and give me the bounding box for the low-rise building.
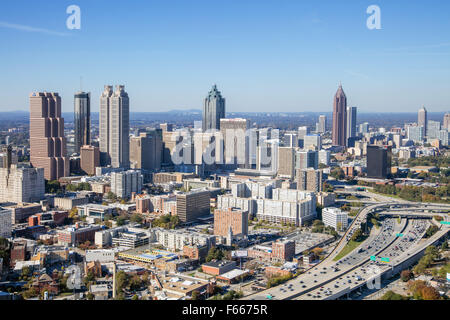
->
[201,260,236,276]
[322,207,348,231]
[57,224,102,246]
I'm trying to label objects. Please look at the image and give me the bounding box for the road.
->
[242,201,450,300]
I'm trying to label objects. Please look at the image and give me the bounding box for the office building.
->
[282,133,299,148]
[407,125,424,143]
[444,113,450,131]
[346,106,357,145]
[214,208,248,238]
[57,224,102,246]
[277,147,295,179]
[217,195,256,217]
[0,145,45,203]
[256,140,278,172]
[110,170,143,199]
[318,115,326,133]
[418,106,427,136]
[80,145,100,175]
[220,118,250,168]
[256,190,316,226]
[29,92,69,180]
[319,149,330,166]
[176,190,210,223]
[0,165,45,204]
[332,85,347,147]
[438,130,449,146]
[130,131,162,171]
[202,85,225,132]
[99,85,130,168]
[154,228,216,251]
[271,240,295,262]
[304,134,322,150]
[296,150,318,170]
[296,168,323,193]
[359,122,369,134]
[427,120,441,139]
[366,145,392,179]
[297,126,310,147]
[74,91,91,154]
[322,207,348,231]
[0,207,12,238]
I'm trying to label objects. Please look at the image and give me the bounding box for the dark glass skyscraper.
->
[332,85,347,147]
[74,91,91,153]
[202,85,225,132]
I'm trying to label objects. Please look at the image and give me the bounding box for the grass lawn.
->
[333,237,367,261]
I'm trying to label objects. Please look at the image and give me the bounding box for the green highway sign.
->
[396,233,404,237]
[440,221,450,225]
[370,256,377,261]
[380,257,390,263]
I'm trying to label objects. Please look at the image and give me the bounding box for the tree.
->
[351,228,364,242]
[86,292,95,300]
[424,245,440,260]
[115,271,129,296]
[131,294,139,300]
[400,270,413,282]
[46,180,62,194]
[380,290,408,300]
[206,247,225,262]
[330,167,345,180]
[116,215,127,226]
[130,213,143,224]
[420,286,440,300]
[191,290,200,300]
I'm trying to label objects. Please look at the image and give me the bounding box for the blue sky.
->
[0,0,449,113]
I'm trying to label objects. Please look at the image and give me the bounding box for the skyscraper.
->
[346,106,357,144]
[418,106,427,136]
[220,118,250,168]
[99,85,130,168]
[130,131,162,171]
[74,91,91,154]
[332,85,347,147]
[202,85,225,132]
[443,113,450,131]
[30,92,69,180]
[318,115,326,133]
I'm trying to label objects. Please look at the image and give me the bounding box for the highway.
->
[242,201,450,300]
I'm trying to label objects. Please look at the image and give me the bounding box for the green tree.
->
[115,271,129,296]
[130,213,143,224]
[116,215,127,226]
[380,290,408,300]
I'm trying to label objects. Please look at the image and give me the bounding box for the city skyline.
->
[0,0,450,113]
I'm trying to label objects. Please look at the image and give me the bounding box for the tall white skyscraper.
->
[418,106,427,135]
[346,106,357,144]
[202,85,225,132]
[318,115,326,133]
[99,85,130,168]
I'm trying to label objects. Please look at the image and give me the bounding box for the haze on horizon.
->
[0,0,449,114]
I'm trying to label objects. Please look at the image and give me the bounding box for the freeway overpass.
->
[242,202,450,300]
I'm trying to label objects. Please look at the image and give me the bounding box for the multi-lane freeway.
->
[243,202,450,300]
